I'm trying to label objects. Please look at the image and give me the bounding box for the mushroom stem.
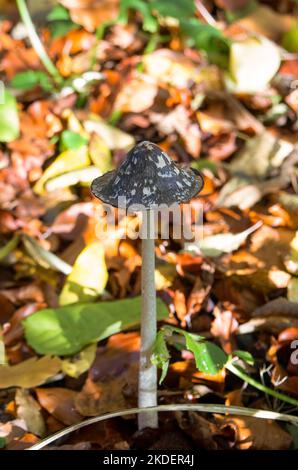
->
[138,209,158,429]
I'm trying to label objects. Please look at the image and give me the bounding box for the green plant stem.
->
[227,362,298,408]
[16,0,62,85]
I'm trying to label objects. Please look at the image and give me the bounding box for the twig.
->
[195,0,217,27]
[27,403,298,450]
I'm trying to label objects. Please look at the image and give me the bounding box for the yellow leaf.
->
[61,344,97,378]
[0,356,61,389]
[89,133,113,173]
[288,277,298,303]
[228,36,281,93]
[285,232,298,275]
[59,241,108,305]
[34,146,90,195]
[84,116,134,150]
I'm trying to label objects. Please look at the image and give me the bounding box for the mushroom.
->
[91,141,204,429]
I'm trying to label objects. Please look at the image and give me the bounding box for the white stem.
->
[138,209,158,429]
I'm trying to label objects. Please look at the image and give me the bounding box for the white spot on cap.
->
[156,155,166,168]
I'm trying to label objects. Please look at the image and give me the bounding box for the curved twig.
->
[28,403,298,450]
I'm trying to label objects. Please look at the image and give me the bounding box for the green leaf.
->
[60,130,88,151]
[186,339,228,375]
[59,241,108,306]
[233,350,254,366]
[23,296,168,356]
[282,22,298,53]
[47,4,71,22]
[181,18,230,68]
[151,0,195,20]
[10,70,52,92]
[34,146,90,195]
[0,234,20,261]
[0,437,6,449]
[47,4,78,38]
[22,235,72,275]
[118,0,158,32]
[151,329,170,384]
[0,90,20,142]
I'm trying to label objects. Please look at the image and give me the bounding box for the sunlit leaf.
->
[23,235,72,275]
[89,134,113,173]
[61,343,97,378]
[84,116,135,150]
[45,166,101,191]
[59,241,108,305]
[185,222,262,257]
[282,22,298,52]
[23,296,168,355]
[0,90,20,142]
[228,36,281,92]
[0,356,61,389]
[288,277,298,303]
[34,146,90,195]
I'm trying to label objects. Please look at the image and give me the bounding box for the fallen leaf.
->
[23,296,168,355]
[175,411,218,449]
[185,222,261,257]
[33,146,90,195]
[84,116,134,150]
[0,90,20,143]
[114,74,158,113]
[217,415,292,449]
[59,241,108,305]
[227,36,281,93]
[61,343,97,378]
[15,389,46,437]
[59,0,119,32]
[0,356,61,389]
[229,131,293,179]
[36,387,83,425]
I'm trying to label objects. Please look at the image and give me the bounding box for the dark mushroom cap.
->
[91,141,204,210]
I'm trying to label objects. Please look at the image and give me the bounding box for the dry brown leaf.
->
[75,332,140,416]
[36,387,83,425]
[217,414,292,449]
[235,5,294,42]
[176,411,218,449]
[59,0,119,32]
[0,356,61,389]
[114,74,158,113]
